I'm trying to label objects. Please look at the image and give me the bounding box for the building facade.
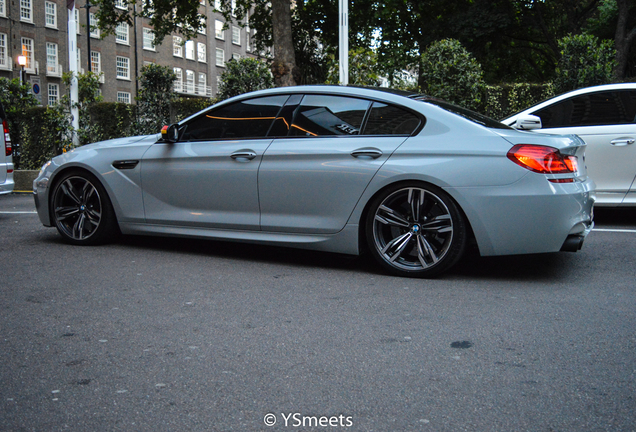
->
[0,0,260,105]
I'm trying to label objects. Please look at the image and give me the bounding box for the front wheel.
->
[50,170,118,245]
[365,183,467,278]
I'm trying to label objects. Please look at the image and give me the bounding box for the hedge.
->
[13,87,554,170]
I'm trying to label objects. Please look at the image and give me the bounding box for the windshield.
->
[415,97,512,130]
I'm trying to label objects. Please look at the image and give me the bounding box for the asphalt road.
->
[1,193,635,431]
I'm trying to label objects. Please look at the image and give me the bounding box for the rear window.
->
[420,98,512,130]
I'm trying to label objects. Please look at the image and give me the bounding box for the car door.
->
[528,89,636,205]
[258,94,421,234]
[140,95,289,230]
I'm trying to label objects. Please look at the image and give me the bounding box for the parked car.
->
[502,83,636,207]
[0,102,14,195]
[33,86,594,277]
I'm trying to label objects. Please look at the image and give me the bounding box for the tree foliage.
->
[554,34,616,93]
[135,64,177,135]
[218,58,273,101]
[63,71,104,146]
[325,48,382,87]
[420,39,485,110]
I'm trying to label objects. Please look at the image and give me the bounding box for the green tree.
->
[135,63,177,135]
[63,71,104,146]
[218,58,273,101]
[325,48,382,86]
[93,0,298,87]
[0,78,39,167]
[554,34,616,93]
[420,39,485,110]
[19,105,73,169]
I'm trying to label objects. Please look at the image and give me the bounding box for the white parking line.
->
[0,211,38,214]
[593,228,636,233]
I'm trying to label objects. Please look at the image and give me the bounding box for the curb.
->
[14,170,39,193]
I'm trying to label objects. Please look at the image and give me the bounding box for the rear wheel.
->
[50,171,118,245]
[365,182,467,278]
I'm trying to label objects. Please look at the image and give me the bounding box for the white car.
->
[502,83,636,207]
[0,102,14,195]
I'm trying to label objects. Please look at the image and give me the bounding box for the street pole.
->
[83,2,93,72]
[67,0,80,145]
[338,0,349,86]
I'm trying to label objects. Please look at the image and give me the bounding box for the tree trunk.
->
[614,0,636,80]
[270,0,298,87]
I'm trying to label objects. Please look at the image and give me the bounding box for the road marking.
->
[593,228,636,233]
[0,211,38,214]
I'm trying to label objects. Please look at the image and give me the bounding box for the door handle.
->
[230,150,257,161]
[610,138,635,146]
[351,148,383,159]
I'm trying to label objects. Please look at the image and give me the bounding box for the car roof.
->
[502,83,636,122]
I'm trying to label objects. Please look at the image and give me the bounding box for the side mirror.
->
[514,115,542,131]
[161,124,179,143]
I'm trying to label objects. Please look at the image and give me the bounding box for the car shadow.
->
[113,235,575,282]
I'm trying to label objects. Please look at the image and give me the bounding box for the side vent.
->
[112,160,139,170]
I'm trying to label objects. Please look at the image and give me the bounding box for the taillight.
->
[3,119,11,157]
[507,144,578,176]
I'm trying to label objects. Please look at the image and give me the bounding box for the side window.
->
[181,95,288,140]
[289,95,370,137]
[267,94,302,137]
[363,102,421,135]
[535,90,636,128]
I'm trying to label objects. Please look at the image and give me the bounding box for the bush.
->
[18,105,72,170]
[420,39,485,110]
[172,97,214,122]
[554,34,616,94]
[218,58,273,101]
[136,64,177,135]
[482,83,555,120]
[325,48,383,87]
[88,102,137,140]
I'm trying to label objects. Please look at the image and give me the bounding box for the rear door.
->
[528,89,636,205]
[258,94,422,234]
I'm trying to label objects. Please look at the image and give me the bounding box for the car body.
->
[502,83,636,207]
[34,85,594,277]
[1,102,14,195]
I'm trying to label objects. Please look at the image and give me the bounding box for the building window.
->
[232,26,240,45]
[198,16,206,34]
[115,0,127,10]
[186,69,195,92]
[173,36,183,57]
[46,42,59,75]
[232,52,241,61]
[45,1,57,28]
[216,48,224,67]
[91,51,101,74]
[143,28,155,51]
[116,22,129,45]
[198,72,207,95]
[117,92,131,104]
[197,43,206,63]
[0,0,5,17]
[20,0,32,22]
[215,20,224,40]
[185,40,195,60]
[174,67,182,84]
[90,13,100,38]
[214,0,220,10]
[0,33,8,70]
[48,83,59,106]
[75,9,80,34]
[116,56,130,79]
[21,38,34,71]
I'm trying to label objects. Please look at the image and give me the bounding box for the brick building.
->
[0,0,261,105]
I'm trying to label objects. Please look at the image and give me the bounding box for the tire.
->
[365,182,467,278]
[50,170,118,245]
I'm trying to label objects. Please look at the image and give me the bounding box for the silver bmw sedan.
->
[34,85,595,277]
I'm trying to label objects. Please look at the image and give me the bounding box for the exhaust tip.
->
[561,235,584,252]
